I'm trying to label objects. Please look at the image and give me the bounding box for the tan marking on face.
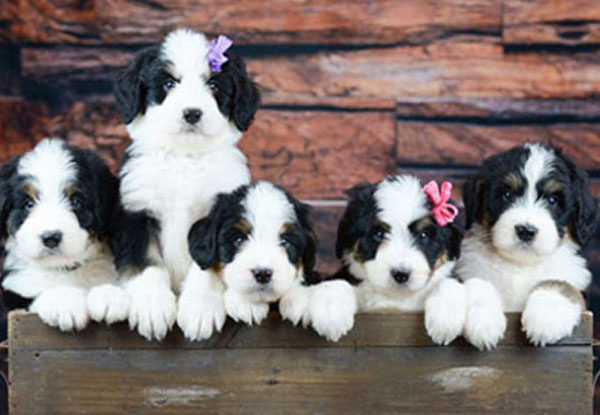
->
[23,182,39,200]
[433,251,448,272]
[534,280,585,308]
[233,218,252,235]
[414,216,435,233]
[504,172,523,191]
[542,178,563,195]
[352,240,364,263]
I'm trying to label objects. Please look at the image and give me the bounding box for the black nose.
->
[41,231,62,249]
[252,268,273,284]
[391,268,410,284]
[183,108,202,124]
[515,224,538,243]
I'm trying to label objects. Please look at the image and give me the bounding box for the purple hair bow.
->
[207,35,233,73]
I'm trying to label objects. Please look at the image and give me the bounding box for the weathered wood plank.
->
[9,338,592,414]
[503,0,600,46]
[8,311,593,351]
[396,121,600,170]
[1,0,501,45]
[20,42,600,106]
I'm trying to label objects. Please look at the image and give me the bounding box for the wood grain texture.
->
[9,312,593,415]
[8,311,593,350]
[0,45,21,97]
[503,0,600,46]
[1,0,501,45]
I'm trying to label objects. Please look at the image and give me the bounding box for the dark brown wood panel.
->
[1,0,501,45]
[503,0,600,46]
[396,121,600,170]
[9,312,593,415]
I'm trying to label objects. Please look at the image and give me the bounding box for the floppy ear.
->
[114,46,159,124]
[0,156,20,240]
[335,183,377,259]
[444,221,463,261]
[291,199,318,277]
[565,158,600,247]
[188,196,227,270]
[462,175,486,230]
[220,53,260,132]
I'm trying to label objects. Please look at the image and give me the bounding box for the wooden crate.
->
[8,310,593,415]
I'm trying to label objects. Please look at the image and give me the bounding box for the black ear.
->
[291,199,318,277]
[335,183,377,258]
[444,221,463,261]
[188,195,229,270]
[564,157,600,247]
[0,156,20,240]
[220,53,260,132]
[114,46,159,124]
[462,175,486,230]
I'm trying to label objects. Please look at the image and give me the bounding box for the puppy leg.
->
[87,284,130,325]
[463,278,506,350]
[306,280,357,342]
[522,280,584,346]
[279,280,312,326]
[177,264,226,341]
[30,286,89,331]
[424,278,466,345]
[224,289,269,326]
[125,266,177,341]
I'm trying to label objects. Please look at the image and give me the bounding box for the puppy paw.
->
[463,279,506,350]
[87,284,130,325]
[177,292,226,341]
[279,284,311,326]
[30,286,89,332]
[521,287,582,346]
[424,278,466,346]
[307,280,356,342]
[224,290,269,326]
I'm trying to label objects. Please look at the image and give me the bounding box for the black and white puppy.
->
[112,29,260,340]
[334,175,466,345]
[179,181,356,341]
[0,139,128,331]
[457,142,599,347]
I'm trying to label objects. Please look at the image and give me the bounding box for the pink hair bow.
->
[423,180,459,226]
[207,35,233,73]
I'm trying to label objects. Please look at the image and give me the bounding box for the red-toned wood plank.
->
[503,0,600,46]
[1,0,501,45]
[0,45,21,97]
[396,121,600,170]
[20,42,600,106]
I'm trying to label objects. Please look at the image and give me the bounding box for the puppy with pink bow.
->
[330,175,471,346]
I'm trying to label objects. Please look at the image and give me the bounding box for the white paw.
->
[87,284,130,325]
[521,287,582,346]
[224,290,269,325]
[463,279,506,350]
[279,284,311,326]
[30,287,89,332]
[424,278,466,345]
[307,280,356,342]
[177,292,226,341]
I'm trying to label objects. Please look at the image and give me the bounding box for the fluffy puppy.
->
[0,139,128,331]
[334,175,465,345]
[178,181,356,342]
[112,29,260,340]
[457,142,599,347]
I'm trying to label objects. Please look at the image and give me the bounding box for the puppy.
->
[178,181,356,342]
[457,142,599,347]
[334,175,466,345]
[0,139,128,332]
[112,29,260,340]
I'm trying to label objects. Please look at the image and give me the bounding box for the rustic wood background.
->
[0,0,599,413]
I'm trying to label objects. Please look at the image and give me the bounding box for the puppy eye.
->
[207,80,218,92]
[22,198,35,210]
[70,195,83,209]
[502,190,513,201]
[373,227,386,243]
[163,79,176,92]
[419,231,429,240]
[233,235,246,248]
[280,237,292,248]
[546,195,558,206]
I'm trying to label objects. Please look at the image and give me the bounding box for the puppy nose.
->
[515,224,538,243]
[41,231,63,248]
[252,268,273,284]
[391,268,410,284]
[183,108,202,124]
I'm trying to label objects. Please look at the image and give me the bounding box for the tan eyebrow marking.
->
[414,217,434,232]
[542,178,563,194]
[233,218,252,235]
[504,172,523,190]
[65,184,79,199]
[23,182,39,200]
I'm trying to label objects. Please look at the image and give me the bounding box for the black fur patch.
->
[409,217,462,267]
[110,209,160,272]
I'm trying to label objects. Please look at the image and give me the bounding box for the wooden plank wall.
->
[0,0,599,412]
